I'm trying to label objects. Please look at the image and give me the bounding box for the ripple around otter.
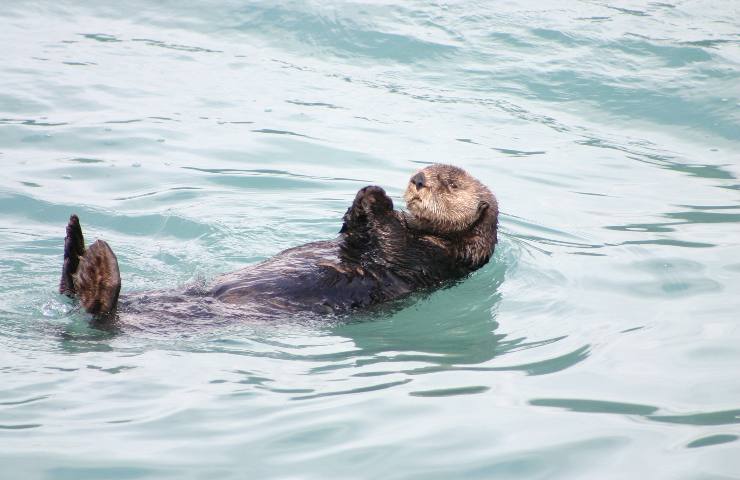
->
[1,1,740,478]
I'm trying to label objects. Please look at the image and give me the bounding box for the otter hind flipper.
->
[59,214,85,295]
[73,239,121,318]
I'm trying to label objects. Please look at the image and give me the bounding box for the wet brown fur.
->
[74,240,121,316]
[60,164,498,319]
[59,214,121,318]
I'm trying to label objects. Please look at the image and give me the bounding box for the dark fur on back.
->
[61,164,498,319]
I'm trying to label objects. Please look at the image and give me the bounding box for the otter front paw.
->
[340,185,394,234]
[354,185,393,215]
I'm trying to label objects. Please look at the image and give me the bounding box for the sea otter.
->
[59,164,498,320]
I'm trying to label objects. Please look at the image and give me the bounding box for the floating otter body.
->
[59,164,498,321]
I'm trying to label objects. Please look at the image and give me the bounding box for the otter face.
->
[403,164,489,233]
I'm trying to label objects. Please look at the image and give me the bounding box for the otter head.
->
[403,164,493,234]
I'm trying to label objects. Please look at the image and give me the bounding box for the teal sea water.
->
[2,1,739,478]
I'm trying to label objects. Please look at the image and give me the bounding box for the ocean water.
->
[1,1,739,478]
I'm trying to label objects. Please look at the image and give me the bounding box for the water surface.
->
[1,1,739,478]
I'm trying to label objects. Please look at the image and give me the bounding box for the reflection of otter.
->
[59,164,498,319]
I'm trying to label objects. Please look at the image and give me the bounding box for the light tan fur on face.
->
[403,164,488,233]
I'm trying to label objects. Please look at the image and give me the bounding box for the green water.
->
[1,1,739,478]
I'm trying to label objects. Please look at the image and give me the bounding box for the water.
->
[1,1,739,478]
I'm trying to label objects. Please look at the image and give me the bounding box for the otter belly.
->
[209,240,392,314]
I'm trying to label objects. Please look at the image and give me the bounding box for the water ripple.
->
[531,398,740,427]
[1,1,739,477]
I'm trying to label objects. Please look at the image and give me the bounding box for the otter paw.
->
[355,185,393,215]
[75,239,121,317]
[60,214,86,295]
[340,185,394,233]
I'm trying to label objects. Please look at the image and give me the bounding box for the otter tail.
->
[59,215,121,317]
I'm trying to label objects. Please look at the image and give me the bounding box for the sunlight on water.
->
[1,1,739,478]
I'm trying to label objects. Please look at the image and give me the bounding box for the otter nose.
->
[411,172,426,191]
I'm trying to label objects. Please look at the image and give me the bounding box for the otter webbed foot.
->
[60,214,85,295]
[75,239,121,317]
[340,185,394,233]
[59,215,121,318]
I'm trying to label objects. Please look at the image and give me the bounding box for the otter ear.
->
[477,201,489,215]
